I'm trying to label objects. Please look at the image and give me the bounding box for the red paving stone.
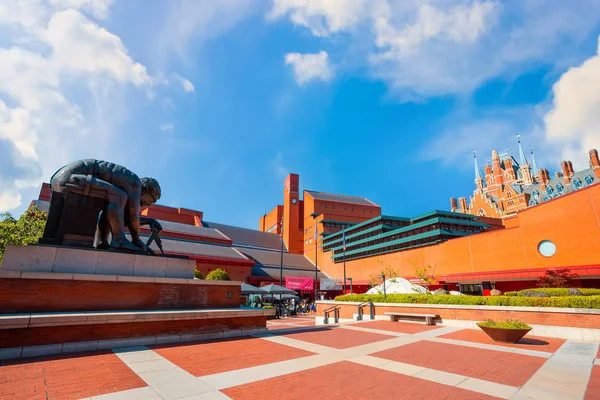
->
[282,327,395,349]
[223,361,499,400]
[440,329,565,353]
[371,340,545,387]
[0,350,146,400]
[152,337,315,377]
[586,365,600,400]
[351,320,440,334]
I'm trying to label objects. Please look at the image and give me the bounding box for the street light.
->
[347,277,353,294]
[378,274,386,299]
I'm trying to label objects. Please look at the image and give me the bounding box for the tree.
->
[537,269,578,288]
[194,267,204,280]
[205,268,230,281]
[414,264,438,289]
[0,207,47,264]
[367,258,400,288]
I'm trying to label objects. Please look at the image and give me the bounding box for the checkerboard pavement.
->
[1,317,600,399]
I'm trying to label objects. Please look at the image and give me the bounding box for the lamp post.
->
[378,274,386,299]
[310,213,320,302]
[348,277,353,294]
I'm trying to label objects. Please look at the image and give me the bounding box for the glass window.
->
[538,240,557,257]
[585,175,594,185]
[574,178,582,188]
[547,186,553,195]
[556,184,563,193]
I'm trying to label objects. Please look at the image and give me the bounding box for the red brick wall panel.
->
[0,279,241,313]
[0,316,266,349]
[318,303,600,329]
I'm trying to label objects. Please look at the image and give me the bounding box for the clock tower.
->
[283,173,303,254]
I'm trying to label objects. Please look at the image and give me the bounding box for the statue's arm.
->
[126,189,143,245]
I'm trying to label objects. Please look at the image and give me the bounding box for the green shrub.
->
[194,267,203,280]
[504,291,518,296]
[205,268,230,281]
[333,293,600,309]
[517,288,600,297]
[477,319,531,329]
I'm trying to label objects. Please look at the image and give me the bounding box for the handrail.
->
[357,301,374,321]
[323,305,340,324]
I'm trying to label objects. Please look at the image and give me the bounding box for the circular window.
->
[538,240,556,257]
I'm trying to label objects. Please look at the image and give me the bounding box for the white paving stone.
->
[152,377,216,400]
[457,377,519,399]
[178,392,232,400]
[432,337,552,359]
[413,368,469,387]
[125,358,179,374]
[138,368,193,386]
[515,340,597,400]
[113,347,163,363]
[91,386,163,400]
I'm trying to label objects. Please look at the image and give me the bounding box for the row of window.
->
[323,204,374,214]
[335,236,440,262]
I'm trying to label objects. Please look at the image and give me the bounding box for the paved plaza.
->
[1,315,600,400]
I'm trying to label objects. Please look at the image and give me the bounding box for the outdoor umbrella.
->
[260,284,296,295]
[241,283,267,295]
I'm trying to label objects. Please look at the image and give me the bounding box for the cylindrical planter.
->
[477,324,531,343]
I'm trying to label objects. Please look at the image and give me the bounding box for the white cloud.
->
[160,123,174,132]
[159,0,259,60]
[270,0,600,100]
[268,0,379,37]
[0,1,185,213]
[285,50,333,85]
[174,74,195,92]
[543,36,600,170]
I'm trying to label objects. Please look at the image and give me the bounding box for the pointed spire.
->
[517,135,528,166]
[530,146,540,174]
[474,150,483,181]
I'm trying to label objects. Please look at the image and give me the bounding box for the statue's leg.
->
[98,209,110,249]
[56,174,141,252]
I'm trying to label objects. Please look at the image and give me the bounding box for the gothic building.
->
[450,137,600,218]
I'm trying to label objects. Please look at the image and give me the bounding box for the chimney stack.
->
[561,161,571,184]
[450,197,458,212]
[459,197,468,213]
[590,149,600,178]
[540,169,550,190]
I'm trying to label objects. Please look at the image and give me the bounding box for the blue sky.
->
[2,0,600,229]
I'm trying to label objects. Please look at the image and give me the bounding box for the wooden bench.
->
[384,312,437,325]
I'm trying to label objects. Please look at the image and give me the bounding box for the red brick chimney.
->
[590,149,600,178]
[540,169,550,190]
[450,197,458,212]
[459,197,468,213]
[561,161,571,184]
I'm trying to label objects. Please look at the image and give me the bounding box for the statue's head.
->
[140,177,161,206]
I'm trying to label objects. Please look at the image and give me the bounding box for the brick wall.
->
[316,302,600,329]
[0,316,266,349]
[0,278,241,313]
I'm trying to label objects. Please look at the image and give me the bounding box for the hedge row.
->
[334,293,600,309]
[505,288,600,297]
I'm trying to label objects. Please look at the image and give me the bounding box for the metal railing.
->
[357,301,374,321]
[323,306,340,324]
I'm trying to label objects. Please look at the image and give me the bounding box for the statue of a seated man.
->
[50,159,162,253]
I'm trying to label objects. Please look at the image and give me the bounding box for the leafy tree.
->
[0,207,47,264]
[205,268,230,281]
[194,267,204,280]
[414,264,438,289]
[367,258,400,288]
[537,269,579,288]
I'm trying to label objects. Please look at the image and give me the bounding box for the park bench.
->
[384,312,437,325]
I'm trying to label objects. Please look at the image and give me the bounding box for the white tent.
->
[366,277,428,295]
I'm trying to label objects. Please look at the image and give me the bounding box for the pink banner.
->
[285,276,313,291]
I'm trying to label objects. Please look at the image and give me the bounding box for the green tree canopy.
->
[205,268,231,281]
[194,267,204,279]
[0,207,47,264]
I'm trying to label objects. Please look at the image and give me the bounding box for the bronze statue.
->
[49,159,162,253]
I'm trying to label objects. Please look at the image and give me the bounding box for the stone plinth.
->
[0,271,241,313]
[0,244,194,279]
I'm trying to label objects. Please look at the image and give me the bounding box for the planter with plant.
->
[477,319,532,343]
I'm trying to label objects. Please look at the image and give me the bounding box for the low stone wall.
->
[316,301,600,340]
[0,308,273,359]
[0,271,241,312]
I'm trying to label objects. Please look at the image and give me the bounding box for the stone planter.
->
[477,324,531,343]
